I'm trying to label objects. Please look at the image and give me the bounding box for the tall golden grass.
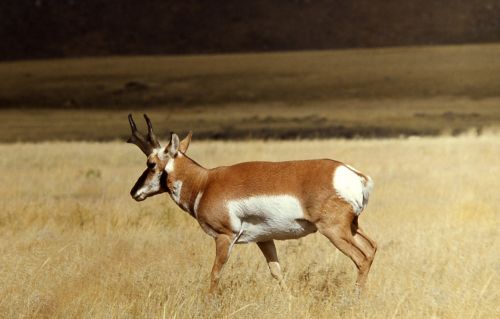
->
[0,135,498,318]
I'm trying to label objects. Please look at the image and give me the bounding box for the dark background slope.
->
[2,0,500,60]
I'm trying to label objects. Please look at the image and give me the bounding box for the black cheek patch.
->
[160,171,168,191]
[130,169,149,196]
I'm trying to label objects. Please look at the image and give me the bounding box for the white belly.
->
[226,195,317,243]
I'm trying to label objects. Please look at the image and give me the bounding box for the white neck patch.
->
[193,192,203,218]
[165,158,175,173]
[171,180,183,204]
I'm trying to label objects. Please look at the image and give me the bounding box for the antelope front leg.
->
[209,234,232,294]
[257,240,288,291]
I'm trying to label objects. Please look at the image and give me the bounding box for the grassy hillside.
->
[3,44,500,108]
[1,44,500,141]
[0,136,498,318]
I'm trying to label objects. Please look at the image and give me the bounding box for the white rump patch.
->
[227,195,316,243]
[333,165,372,215]
[345,164,360,174]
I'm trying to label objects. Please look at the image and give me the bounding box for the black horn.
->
[127,114,154,156]
[144,114,161,148]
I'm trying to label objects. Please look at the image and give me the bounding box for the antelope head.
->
[127,114,190,201]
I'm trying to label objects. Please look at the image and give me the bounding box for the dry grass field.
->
[0,135,498,318]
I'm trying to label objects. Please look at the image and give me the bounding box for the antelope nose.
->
[131,190,145,201]
[134,193,146,201]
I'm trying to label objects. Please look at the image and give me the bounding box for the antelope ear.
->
[167,133,180,156]
[179,131,193,153]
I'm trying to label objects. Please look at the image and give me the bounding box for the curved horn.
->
[143,114,161,148]
[127,114,153,156]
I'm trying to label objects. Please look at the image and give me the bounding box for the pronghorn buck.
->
[127,114,377,293]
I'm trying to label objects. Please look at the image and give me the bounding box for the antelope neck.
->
[166,154,208,217]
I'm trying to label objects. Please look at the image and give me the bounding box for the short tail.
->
[335,164,374,215]
[361,175,374,209]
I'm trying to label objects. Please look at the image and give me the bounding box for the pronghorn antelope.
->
[127,114,377,293]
